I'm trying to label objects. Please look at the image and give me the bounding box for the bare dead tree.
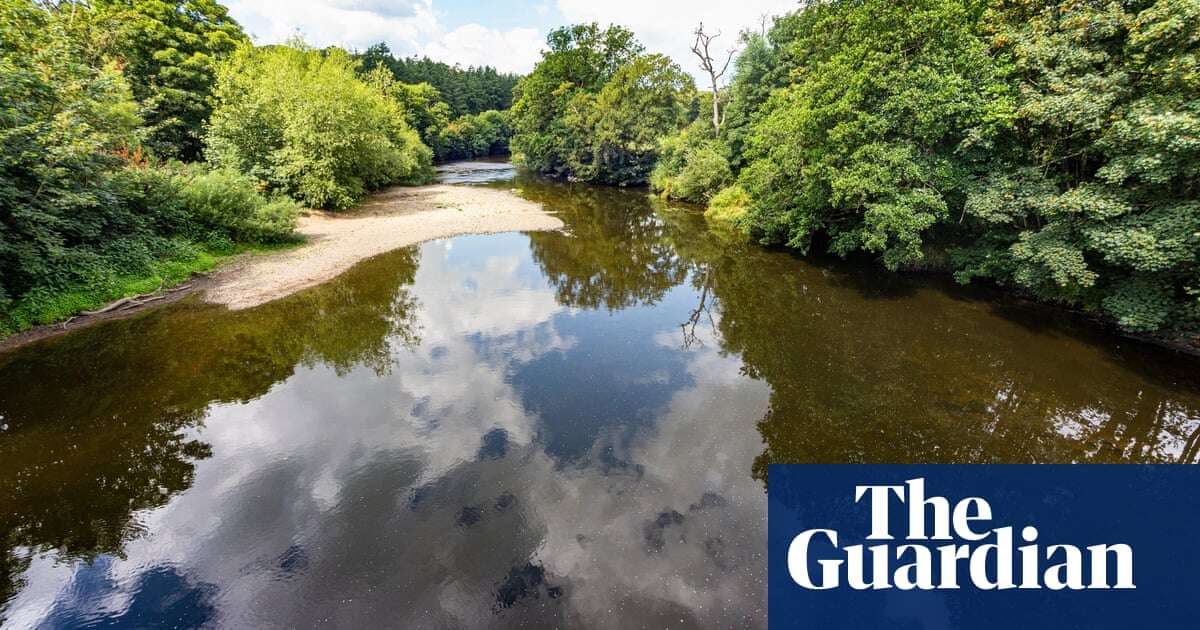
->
[691,23,738,137]
[681,267,717,349]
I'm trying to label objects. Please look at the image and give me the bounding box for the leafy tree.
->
[738,0,1003,269]
[510,24,645,176]
[679,0,1197,338]
[362,66,453,149]
[0,1,293,335]
[206,41,433,210]
[954,0,1200,333]
[93,0,248,160]
[433,110,511,161]
[650,116,733,203]
[564,54,692,185]
[511,25,692,185]
[1,0,141,307]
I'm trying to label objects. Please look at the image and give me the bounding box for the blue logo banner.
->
[767,465,1200,629]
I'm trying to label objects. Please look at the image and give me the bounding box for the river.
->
[1,162,1198,628]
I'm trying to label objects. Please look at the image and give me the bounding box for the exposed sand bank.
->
[204,184,562,310]
[0,184,561,351]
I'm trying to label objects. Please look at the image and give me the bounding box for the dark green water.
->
[1,163,1198,628]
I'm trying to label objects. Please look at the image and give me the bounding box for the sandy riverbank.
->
[0,184,561,351]
[205,184,562,309]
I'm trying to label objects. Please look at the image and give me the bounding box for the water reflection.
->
[1,169,1198,628]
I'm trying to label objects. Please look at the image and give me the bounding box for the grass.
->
[0,239,303,339]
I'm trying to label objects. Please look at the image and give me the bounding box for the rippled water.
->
[2,164,1198,628]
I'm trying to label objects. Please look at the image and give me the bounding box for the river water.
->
[1,163,1198,628]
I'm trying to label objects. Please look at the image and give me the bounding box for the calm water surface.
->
[2,163,1199,628]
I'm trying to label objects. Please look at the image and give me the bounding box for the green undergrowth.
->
[0,240,302,339]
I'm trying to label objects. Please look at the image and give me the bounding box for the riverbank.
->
[0,184,561,351]
[205,184,562,309]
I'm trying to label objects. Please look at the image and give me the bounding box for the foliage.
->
[701,0,1197,337]
[1,0,142,311]
[737,0,1002,270]
[951,0,1200,333]
[650,118,733,203]
[206,41,433,210]
[357,43,520,116]
[511,25,693,185]
[174,167,299,244]
[511,24,643,177]
[362,66,453,150]
[91,0,247,161]
[433,110,511,161]
[0,0,302,335]
[705,184,751,226]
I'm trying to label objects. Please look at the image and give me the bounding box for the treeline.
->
[0,0,512,336]
[513,3,1199,339]
[357,43,520,117]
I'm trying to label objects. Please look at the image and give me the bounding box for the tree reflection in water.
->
[1,172,1198,627]
[0,247,421,613]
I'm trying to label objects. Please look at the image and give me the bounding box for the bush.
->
[175,168,299,244]
[206,41,433,211]
[650,121,732,203]
[705,185,751,227]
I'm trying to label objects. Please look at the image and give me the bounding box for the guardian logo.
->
[787,478,1135,591]
[767,465,1200,630]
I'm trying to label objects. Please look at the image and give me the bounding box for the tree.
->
[355,44,521,116]
[206,41,433,210]
[363,65,453,149]
[93,0,248,160]
[953,0,1200,333]
[511,24,692,184]
[564,54,693,185]
[737,0,1002,269]
[433,110,511,161]
[0,0,141,306]
[690,23,737,136]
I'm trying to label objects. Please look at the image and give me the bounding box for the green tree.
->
[0,0,141,307]
[433,109,511,161]
[357,43,520,116]
[563,54,692,185]
[511,25,692,185]
[650,114,734,203]
[206,41,433,210]
[737,0,1003,269]
[510,23,645,177]
[954,0,1200,333]
[362,66,453,149]
[94,0,248,160]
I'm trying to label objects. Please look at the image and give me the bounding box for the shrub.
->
[650,122,732,203]
[175,168,299,244]
[705,185,751,227]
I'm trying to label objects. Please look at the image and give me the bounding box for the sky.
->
[223,0,800,81]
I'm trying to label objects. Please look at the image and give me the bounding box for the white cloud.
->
[224,0,544,73]
[418,23,545,74]
[225,0,438,53]
[555,0,799,84]
[331,0,421,18]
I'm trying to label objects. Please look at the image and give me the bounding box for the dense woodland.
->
[0,0,513,335]
[509,1,1199,341]
[1,0,1197,343]
[356,43,520,116]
